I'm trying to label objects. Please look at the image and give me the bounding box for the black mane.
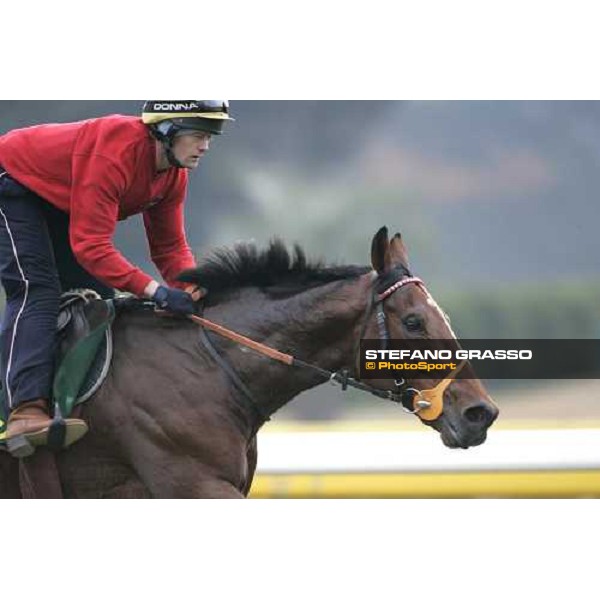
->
[177,239,369,298]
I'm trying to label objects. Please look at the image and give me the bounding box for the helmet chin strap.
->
[151,125,186,170]
[161,138,186,169]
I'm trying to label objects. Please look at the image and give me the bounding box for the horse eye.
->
[403,315,424,332]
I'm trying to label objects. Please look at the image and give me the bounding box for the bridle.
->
[357,266,467,422]
[191,266,466,427]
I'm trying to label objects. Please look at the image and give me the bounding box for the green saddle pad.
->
[0,293,115,443]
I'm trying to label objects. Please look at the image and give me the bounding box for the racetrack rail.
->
[250,425,600,498]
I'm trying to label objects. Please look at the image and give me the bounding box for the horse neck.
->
[209,272,373,420]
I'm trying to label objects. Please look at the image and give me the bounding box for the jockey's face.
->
[171,131,212,169]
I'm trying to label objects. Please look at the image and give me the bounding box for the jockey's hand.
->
[185,285,208,302]
[152,285,195,315]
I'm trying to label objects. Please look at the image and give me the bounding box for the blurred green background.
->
[1,101,599,422]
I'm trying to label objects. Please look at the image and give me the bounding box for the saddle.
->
[53,290,115,417]
[0,290,115,443]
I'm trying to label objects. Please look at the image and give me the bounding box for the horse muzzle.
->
[437,396,499,449]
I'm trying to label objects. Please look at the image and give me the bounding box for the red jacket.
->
[0,114,196,296]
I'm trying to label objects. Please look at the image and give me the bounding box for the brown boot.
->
[6,399,88,458]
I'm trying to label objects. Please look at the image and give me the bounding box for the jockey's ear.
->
[371,226,392,275]
[389,232,410,270]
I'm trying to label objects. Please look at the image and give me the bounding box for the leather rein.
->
[189,268,465,425]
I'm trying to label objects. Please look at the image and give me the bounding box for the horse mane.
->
[177,239,370,300]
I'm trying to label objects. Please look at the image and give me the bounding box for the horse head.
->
[366,226,499,448]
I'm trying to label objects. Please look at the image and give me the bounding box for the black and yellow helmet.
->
[142,100,234,168]
[142,100,233,136]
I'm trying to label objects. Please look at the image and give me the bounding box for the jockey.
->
[0,100,233,457]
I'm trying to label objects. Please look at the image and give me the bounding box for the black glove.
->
[152,285,195,315]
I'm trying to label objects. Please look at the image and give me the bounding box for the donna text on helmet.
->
[141,100,233,136]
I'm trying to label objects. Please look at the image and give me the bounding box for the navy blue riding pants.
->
[0,168,114,414]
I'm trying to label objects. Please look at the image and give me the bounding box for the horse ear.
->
[371,226,392,274]
[389,231,410,269]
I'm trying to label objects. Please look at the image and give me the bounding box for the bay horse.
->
[0,226,498,498]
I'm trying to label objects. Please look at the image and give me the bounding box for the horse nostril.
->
[463,404,496,427]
